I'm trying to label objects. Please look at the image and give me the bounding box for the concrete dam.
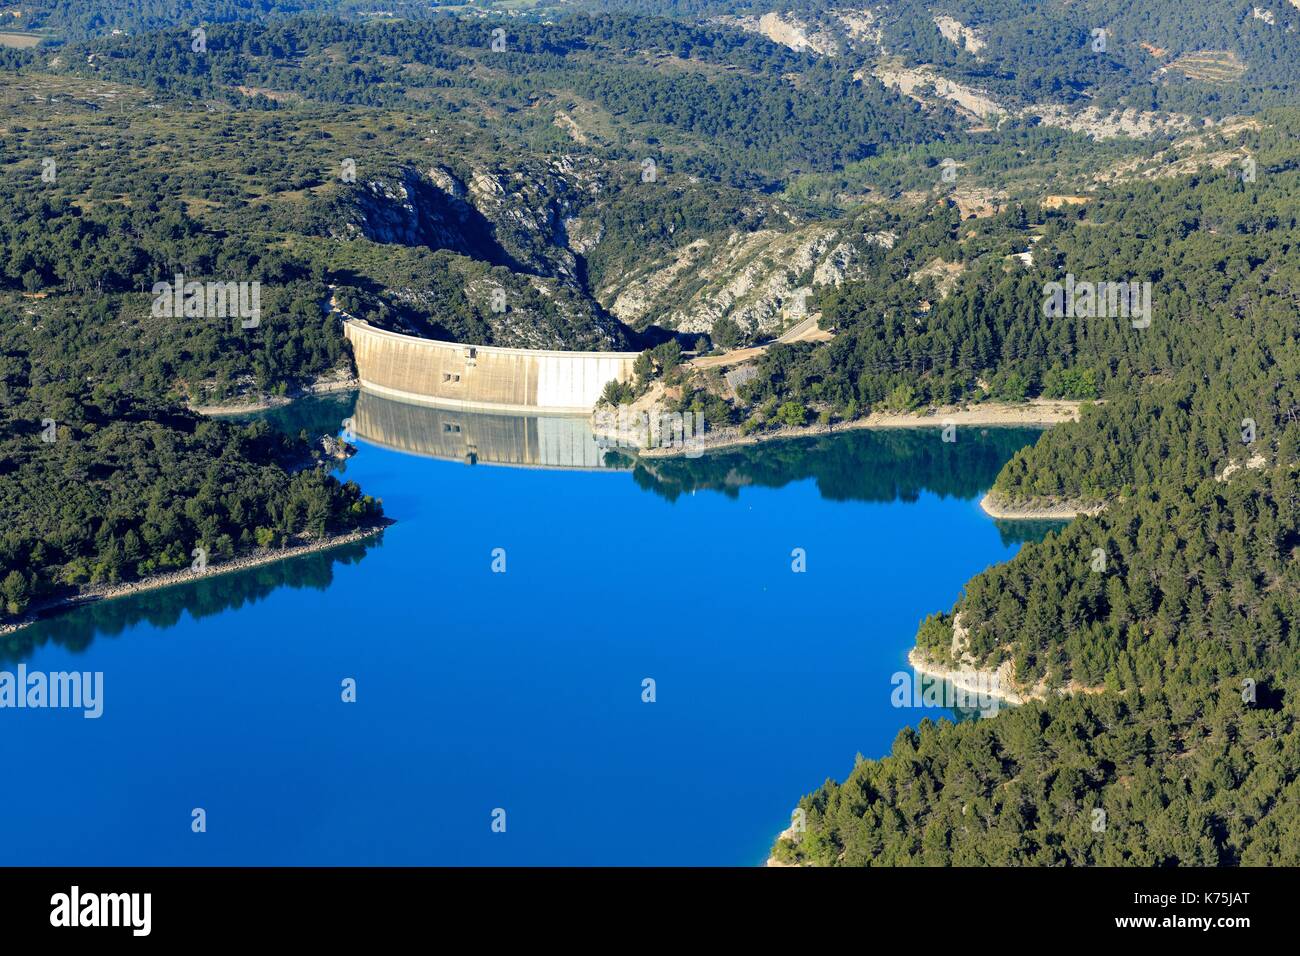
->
[350,391,628,471]
[344,319,640,415]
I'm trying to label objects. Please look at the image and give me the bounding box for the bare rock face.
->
[934,15,987,55]
[325,158,608,283]
[716,11,843,57]
[870,64,1008,122]
[327,165,508,261]
[836,9,884,52]
[717,8,888,57]
[562,216,603,257]
[318,435,355,460]
[319,154,871,349]
[601,223,866,340]
[425,165,464,198]
[382,272,629,353]
[1029,105,1197,140]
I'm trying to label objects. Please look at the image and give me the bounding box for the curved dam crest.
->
[344,319,639,415]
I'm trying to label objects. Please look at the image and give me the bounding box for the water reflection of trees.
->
[1,537,378,664]
[630,427,1049,505]
[992,518,1069,548]
[2,406,1072,663]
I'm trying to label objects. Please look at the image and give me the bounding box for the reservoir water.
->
[1,394,1060,865]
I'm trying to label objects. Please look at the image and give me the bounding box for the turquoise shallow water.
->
[0,394,1059,865]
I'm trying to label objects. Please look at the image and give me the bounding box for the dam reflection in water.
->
[1,393,1062,664]
[5,390,1067,865]
[347,392,1058,527]
[349,391,625,471]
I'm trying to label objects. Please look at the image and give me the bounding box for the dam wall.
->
[344,319,639,414]
[350,392,624,470]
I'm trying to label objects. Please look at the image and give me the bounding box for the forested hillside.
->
[5,2,1300,866]
[772,111,1300,867]
[617,0,1300,114]
[6,0,345,39]
[0,10,969,388]
[733,112,1300,487]
[50,14,944,187]
[0,316,384,628]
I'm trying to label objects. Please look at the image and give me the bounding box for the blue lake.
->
[0,394,1060,865]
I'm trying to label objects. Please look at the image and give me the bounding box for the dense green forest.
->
[780,473,1300,865]
[20,0,1300,122]
[0,525,379,664]
[777,673,1300,865]
[743,111,1300,496]
[616,0,1300,115]
[0,367,384,622]
[47,14,944,189]
[772,113,1300,867]
[7,0,346,39]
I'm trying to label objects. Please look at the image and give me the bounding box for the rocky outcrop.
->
[836,9,884,51]
[1215,454,1267,482]
[765,823,803,867]
[870,70,1198,139]
[319,158,640,350]
[908,258,967,299]
[907,646,1027,706]
[717,7,885,57]
[911,612,1106,704]
[331,160,860,345]
[1093,117,1261,183]
[600,223,865,339]
[329,166,509,263]
[870,64,1007,122]
[324,158,609,284]
[318,434,355,460]
[979,491,1102,520]
[1029,105,1198,140]
[716,11,843,56]
[934,15,987,55]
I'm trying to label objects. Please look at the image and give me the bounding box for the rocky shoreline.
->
[0,521,391,637]
[764,614,1062,866]
[765,824,801,867]
[979,491,1105,521]
[189,376,359,416]
[906,646,1034,706]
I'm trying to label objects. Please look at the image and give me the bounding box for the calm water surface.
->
[1,394,1061,865]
